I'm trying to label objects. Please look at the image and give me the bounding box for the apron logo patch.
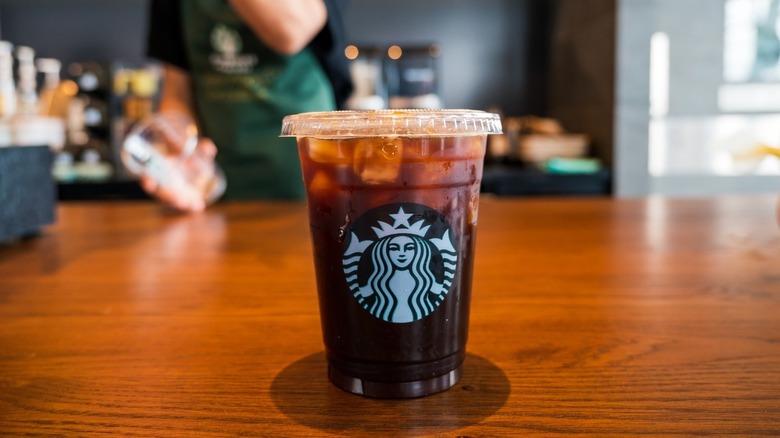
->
[209,24,258,74]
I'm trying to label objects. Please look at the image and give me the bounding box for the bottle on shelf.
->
[82,96,109,131]
[59,93,114,182]
[111,63,161,179]
[37,57,78,119]
[73,141,114,182]
[15,45,39,116]
[8,45,65,150]
[68,61,109,96]
[124,69,158,125]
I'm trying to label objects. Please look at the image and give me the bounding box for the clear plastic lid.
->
[281,109,502,138]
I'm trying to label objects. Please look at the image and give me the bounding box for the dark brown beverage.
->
[282,110,501,398]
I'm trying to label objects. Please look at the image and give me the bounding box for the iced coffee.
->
[282,110,501,398]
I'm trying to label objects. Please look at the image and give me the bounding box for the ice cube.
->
[307,138,347,164]
[353,138,403,184]
[307,170,335,196]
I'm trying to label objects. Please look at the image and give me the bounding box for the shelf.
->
[56,166,612,201]
[481,164,611,197]
[58,179,150,201]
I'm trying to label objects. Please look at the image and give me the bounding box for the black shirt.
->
[146,0,352,108]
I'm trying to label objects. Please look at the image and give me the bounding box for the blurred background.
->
[1,0,780,200]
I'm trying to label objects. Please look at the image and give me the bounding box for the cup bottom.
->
[328,364,462,399]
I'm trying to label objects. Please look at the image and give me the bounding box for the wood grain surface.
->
[1,196,779,436]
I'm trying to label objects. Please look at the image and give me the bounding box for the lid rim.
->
[280,109,503,137]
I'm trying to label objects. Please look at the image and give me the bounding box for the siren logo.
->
[342,204,458,323]
[209,24,258,74]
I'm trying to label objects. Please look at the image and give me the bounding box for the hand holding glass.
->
[121,113,226,211]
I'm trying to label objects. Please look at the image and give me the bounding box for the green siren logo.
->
[209,24,258,74]
[342,204,458,323]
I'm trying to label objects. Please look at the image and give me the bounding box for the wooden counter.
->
[1,196,779,436]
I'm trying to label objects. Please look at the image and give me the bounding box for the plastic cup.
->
[121,113,226,205]
[281,109,502,398]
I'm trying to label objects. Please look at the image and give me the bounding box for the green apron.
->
[181,0,336,199]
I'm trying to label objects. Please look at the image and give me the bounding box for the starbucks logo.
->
[211,24,242,56]
[342,204,458,323]
[208,24,258,74]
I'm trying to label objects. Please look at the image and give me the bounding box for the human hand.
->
[139,137,220,213]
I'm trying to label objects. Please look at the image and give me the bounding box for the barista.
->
[145,0,351,209]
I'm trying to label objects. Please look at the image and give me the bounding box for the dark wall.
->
[0,0,551,117]
[0,0,150,68]
[344,0,551,116]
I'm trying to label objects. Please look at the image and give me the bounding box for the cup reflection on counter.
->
[281,109,502,398]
